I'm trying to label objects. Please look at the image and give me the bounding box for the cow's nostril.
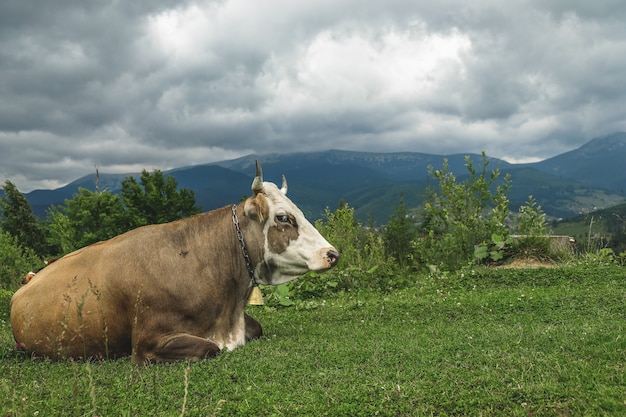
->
[327,249,339,266]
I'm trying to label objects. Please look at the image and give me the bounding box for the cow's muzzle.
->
[326,249,339,268]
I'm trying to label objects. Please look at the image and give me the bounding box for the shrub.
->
[474,233,514,264]
[415,152,511,271]
[510,235,552,260]
[0,230,43,291]
[382,195,417,267]
[510,196,558,262]
[0,289,11,320]
[313,203,396,292]
[515,195,547,235]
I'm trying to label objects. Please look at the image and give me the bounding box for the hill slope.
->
[531,132,626,193]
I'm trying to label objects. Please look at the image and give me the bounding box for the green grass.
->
[1,266,625,416]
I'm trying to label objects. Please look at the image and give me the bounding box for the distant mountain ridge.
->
[212,149,512,182]
[532,132,626,192]
[7,132,626,223]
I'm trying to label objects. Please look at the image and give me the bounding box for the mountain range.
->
[9,132,626,224]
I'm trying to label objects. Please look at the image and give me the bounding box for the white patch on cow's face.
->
[255,182,338,285]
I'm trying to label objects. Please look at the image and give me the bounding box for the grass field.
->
[1,265,625,416]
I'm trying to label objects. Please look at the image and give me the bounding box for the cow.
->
[10,161,339,364]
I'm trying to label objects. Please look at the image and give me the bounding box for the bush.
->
[0,289,11,321]
[510,235,552,260]
[382,195,417,267]
[515,195,547,235]
[314,203,398,292]
[0,230,43,291]
[474,233,514,264]
[509,196,557,262]
[415,153,511,271]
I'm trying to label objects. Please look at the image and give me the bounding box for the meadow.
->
[1,265,625,416]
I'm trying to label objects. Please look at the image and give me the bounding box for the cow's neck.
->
[231,204,259,290]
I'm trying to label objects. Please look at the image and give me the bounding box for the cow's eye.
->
[276,214,293,225]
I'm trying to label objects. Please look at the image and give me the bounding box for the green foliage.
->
[314,202,364,270]
[580,216,612,255]
[474,233,514,264]
[45,206,76,255]
[0,230,42,290]
[0,289,12,321]
[262,278,339,308]
[507,196,556,261]
[552,203,626,255]
[515,195,548,235]
[121,169,201,228]
[577,246,626,266]
[46,188,129,252]
[415,152,511,271]
[313,202,397,292]
[44,170,201,255]
[382,194,417,266]
[511,235,552,260]
[0,180,48,257]
[609,227,626,255]
[262,283,296,307]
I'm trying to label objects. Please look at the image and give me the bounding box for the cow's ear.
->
[244,193,269,222]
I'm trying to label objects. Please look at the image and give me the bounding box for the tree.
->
[383,194,417,266]
[47,188,128,251]
[0,180,47,257]
[45,169,201,254]
[121,170,201,228]
[45,206,79,255]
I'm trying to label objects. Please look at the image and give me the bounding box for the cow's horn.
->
[280,175,288,195]
[251,160,264,194]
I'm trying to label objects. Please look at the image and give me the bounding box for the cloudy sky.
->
[2,1,626,192]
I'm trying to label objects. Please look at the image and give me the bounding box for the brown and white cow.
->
[10,161,338,364]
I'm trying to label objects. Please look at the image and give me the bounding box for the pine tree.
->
[0,180,47,257]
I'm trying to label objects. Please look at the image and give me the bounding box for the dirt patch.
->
[499,258,558,269]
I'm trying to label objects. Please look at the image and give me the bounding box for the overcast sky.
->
[2,1,626,192]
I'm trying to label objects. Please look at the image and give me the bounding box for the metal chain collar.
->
[232,204,258,287]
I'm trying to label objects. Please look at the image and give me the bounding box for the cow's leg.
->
[244,313,262,341]
[136,333,221,364]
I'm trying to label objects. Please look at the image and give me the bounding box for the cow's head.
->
[244,161,339,285]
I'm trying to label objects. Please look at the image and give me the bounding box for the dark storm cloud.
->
[2,0,626,191]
